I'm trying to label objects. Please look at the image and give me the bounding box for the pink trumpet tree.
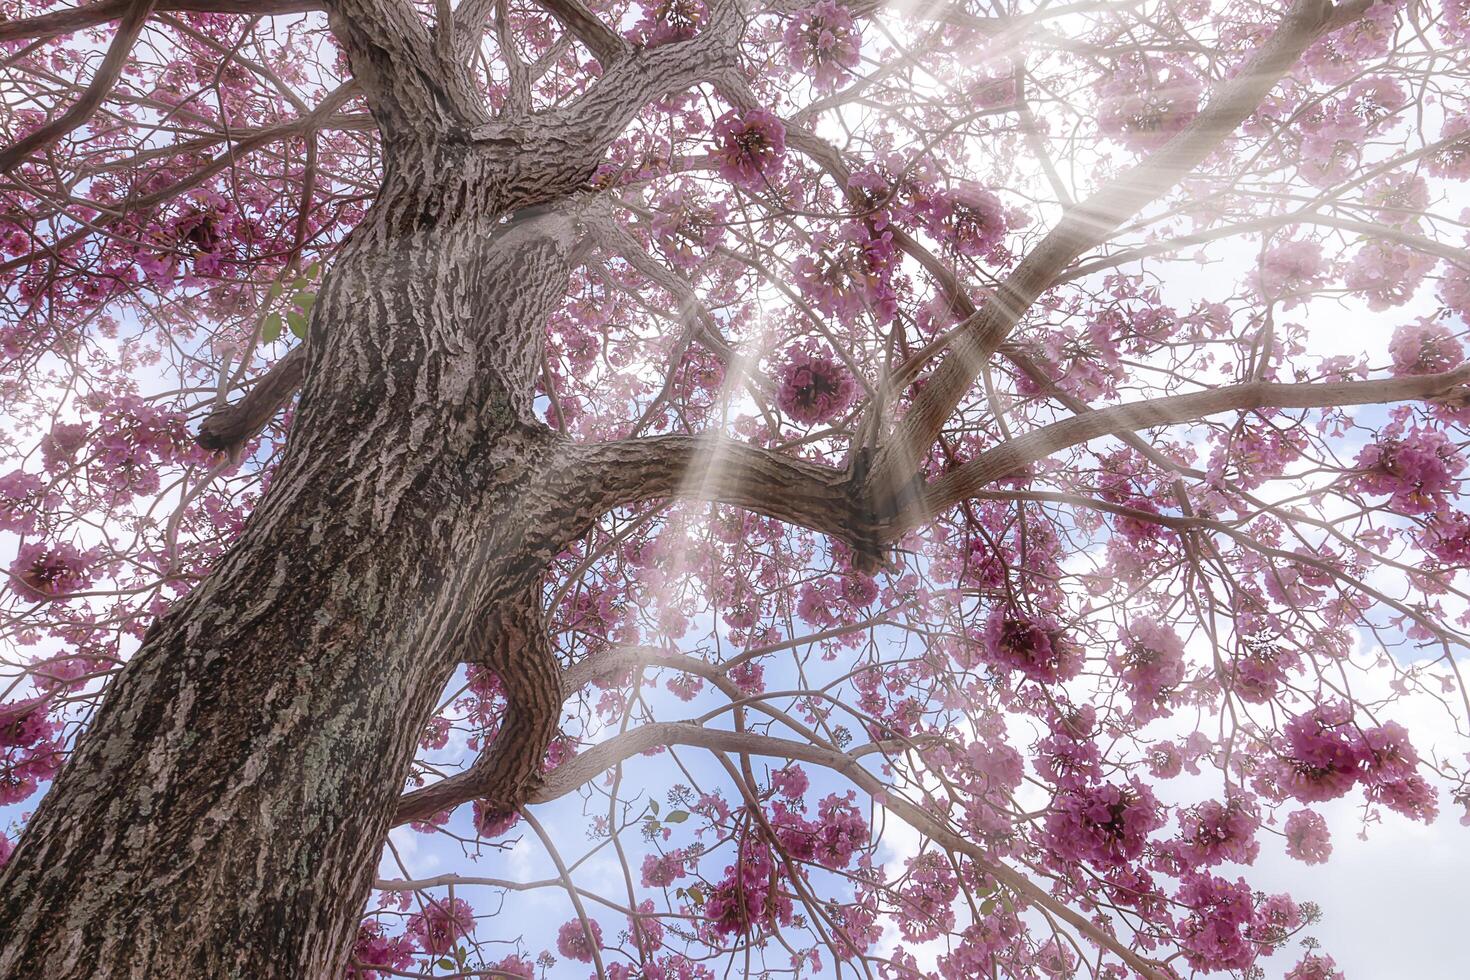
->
[1,0,1469,977]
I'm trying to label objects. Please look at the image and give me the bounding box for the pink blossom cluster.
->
[792,223,899,324]
[1344,240,1436,311]
[1,696,63,806]
[1097,57,1202,150]
[1283,807,1332,864]
[1388,318,1464,376]
[633,0,707,47]
[775,345,858,425]
[1174,794,1260,868]
[1109,617,1186,720]
[1253,240,1327,304]
[712,109,787,191]
[1175,872,1296,973]
[895,852,958,942]
[1429,112,1470,179]
[920,184,1013,261]
[1043,777,1163,870]
[1267,702,1437,821]
[346,920,416,978]
[555,917,604,963]
[1287,953,1346,980]
[980,606,1083,683]
[405,896,475,955]
[769,791,869,869]
[782,1,861,92]
[8,541,97,603]
[1354,425,1464,514]
[0,470,48,534]
[703,842,789,939]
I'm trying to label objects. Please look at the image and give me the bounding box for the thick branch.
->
[870,0,1368,495]
[0,0,315,44]
[323,0,487,136]
[394,594,562,826]
[531,0,629,66]
[562,434,864,545]
[919,365,1470,526]
[196,347,307,455]
[0,0,158,175]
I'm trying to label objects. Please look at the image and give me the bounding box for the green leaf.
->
[287,311,308,339]
[665,810,689,823]
[437,958,456,970]
[294,291,315,310]
[261,312,282,343]
[292,276,309,291]
[688,886,704,906]
[304,261,320,279]
[648,799,660,816]
[268,279,284,299]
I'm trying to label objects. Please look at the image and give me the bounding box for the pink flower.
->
[8,541,95,602]
[641,849,690,887]
[712,109,787,191]
[1389,318,1464,376]
[471,799,520,838]
[1421,510,1470,565]
[1175,872,1256,972]
[1283,808,1332,864]
[40,422,88,471]
[704,842,790,938]
[1287,953,1346,980]
[1043,778,1162,870]
[1110,618,1186,719]
[923,184,1011,260]
[1253,240,1325,303]
[406,897,474,955]
[770,765,808,799]
[0,471,46,534]
[776,346,857,425]
[0,697,55,749]
[634,0,707,46]
[896,852,958,943]
[1355,426,1464,514]
[1344,240,1436,311]
[1275,702,1364,803]
[792,225,899,324]
[1428,112,1470,180]
[556,917,604,962]
[783,2,861,92]
[1176,795,1260,867]
[1097,57,1201,150]
[981,606,1083,683]
[347,920,416,979]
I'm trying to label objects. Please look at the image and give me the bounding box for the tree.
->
[0,0,1468,975]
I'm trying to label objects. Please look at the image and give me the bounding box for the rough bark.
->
[0,136,592,976]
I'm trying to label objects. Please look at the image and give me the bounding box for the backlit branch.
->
[918,365,1470,528]
[869,0,1374,495]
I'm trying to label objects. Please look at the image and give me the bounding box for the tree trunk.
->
[0,146,582,977]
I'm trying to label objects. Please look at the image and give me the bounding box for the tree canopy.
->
[3,0,1470,977]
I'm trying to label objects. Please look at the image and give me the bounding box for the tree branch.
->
[869,0,1370,497]
[0,0,315,45]
[196,347,307,456]
[530,0,629,67]
[321,0,487,136]
[394,593,562,827]
[525,720,1170,978]
[561,434,867,548]
[918,365,1470,527]
[0,0,158,175]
